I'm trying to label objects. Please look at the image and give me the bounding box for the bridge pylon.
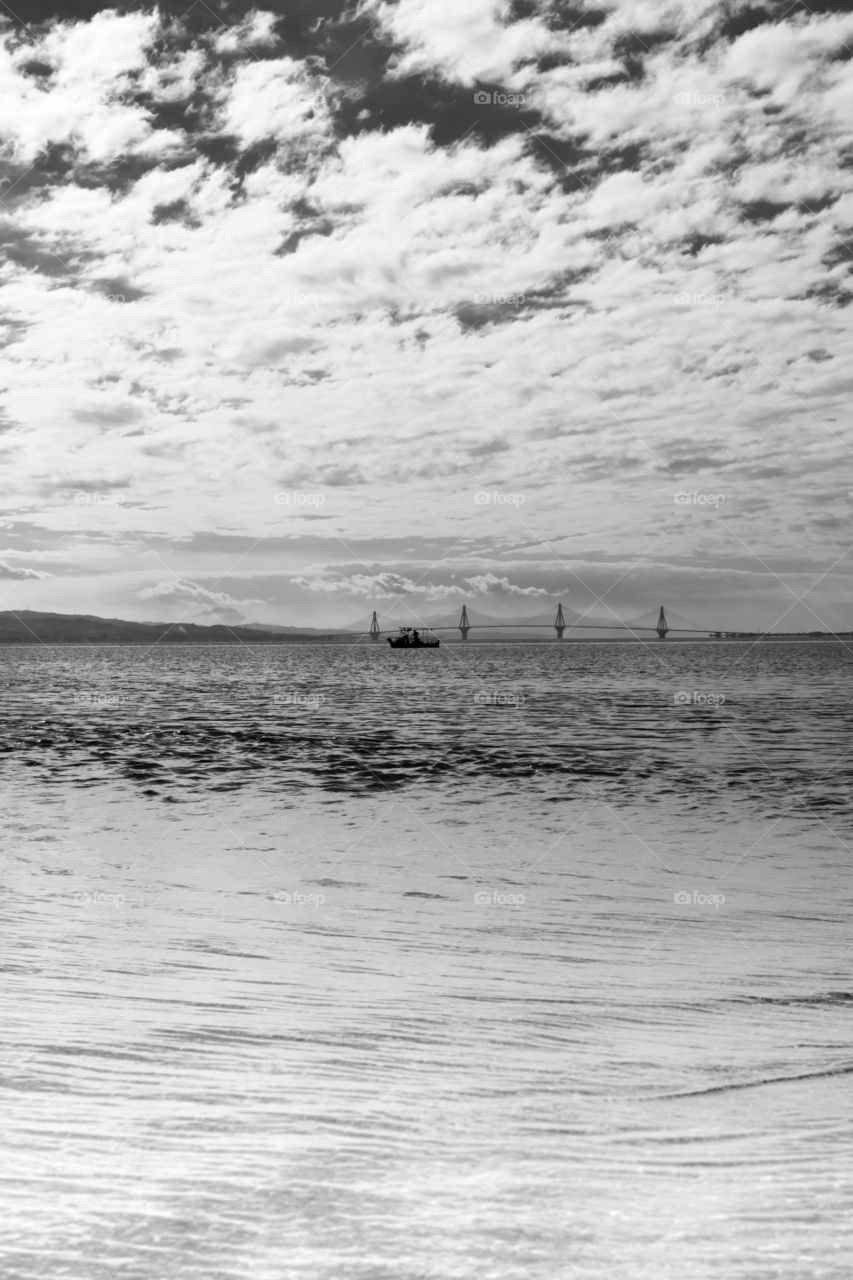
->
[459,604,470,641]
[555,602,566,640]
[369,611,381,641]
[656,606,668,640]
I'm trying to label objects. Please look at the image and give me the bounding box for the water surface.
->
[1,642,851,1278]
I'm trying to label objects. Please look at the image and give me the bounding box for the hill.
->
[0,611,346,644]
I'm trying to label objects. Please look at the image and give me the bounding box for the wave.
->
[652,1062,853,1100]
[733,991,853,1008]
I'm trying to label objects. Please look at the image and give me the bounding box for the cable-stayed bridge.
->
[355,604,724,641]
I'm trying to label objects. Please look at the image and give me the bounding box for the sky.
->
[1,0,852,633]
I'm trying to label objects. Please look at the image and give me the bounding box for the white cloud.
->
[0,4,850,628]
[0,560,51,580]
[220,57,331,148]
[465,573,550,596]
[292,570,463,599]
[1,12,160,163]
[725,13,853,102]
[213,10,280,55]
[136,579,265,625]
[368,0,557,85]
[41,10,158,85]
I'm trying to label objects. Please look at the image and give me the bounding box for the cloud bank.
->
[1,1,851,629]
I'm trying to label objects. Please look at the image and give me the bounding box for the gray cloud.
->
[0,2,849,626]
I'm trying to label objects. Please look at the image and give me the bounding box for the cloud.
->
[291,566,557,601]
[0,2,850,629]
[71,403,145,427]
[1,12,164,165]
[368,0,558,84]
[220,56,332,149]
[464,572,550,596]
[724,13,853,103]
[0,560,51,579]
[291,567,468,599]
[136,578,265,625]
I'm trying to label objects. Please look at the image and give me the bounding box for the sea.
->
[1,639,851,1280]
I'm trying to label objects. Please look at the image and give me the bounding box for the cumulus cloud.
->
[220,57,332,149]
[1,1,850,629]
[292,570,466,599]
[465,573,550,596]
[0,560,51,580]
[136,579,265,625]
[290,566,561,603]
[368,0,558,84]
[1,12,166,164]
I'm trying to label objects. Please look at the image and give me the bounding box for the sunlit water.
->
[1,641,851,1279]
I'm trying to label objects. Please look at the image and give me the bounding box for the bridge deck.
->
[367,624,710,634]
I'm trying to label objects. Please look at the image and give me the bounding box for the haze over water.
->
[2,641,851,1279]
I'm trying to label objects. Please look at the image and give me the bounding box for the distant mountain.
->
[0,611,346,644]
[243,621,348,635]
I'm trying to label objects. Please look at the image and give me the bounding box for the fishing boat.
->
[387,626,440,649]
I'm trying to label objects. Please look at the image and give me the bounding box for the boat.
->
[387,626,440,649]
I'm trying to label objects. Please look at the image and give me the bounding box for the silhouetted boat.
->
[387,627,440,649]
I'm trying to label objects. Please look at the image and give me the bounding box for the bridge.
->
[363,605,723,641]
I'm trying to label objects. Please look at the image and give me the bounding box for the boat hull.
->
[387,638,440,648]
